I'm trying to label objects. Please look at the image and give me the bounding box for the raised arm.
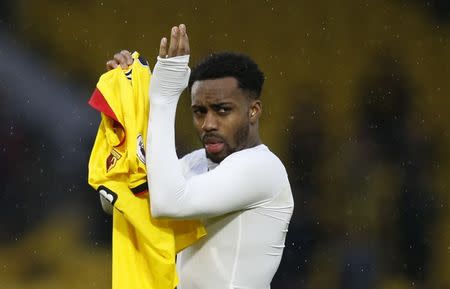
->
[147,25,281,219]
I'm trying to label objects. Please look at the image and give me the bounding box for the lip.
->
[204,142,225,154]
[203,135,225,154]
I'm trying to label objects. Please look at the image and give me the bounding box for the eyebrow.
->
[211,102,233,107]
[191,102,233,108]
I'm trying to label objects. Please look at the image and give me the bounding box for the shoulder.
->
[218,144,290,201]
[180,148,207,177]
[223,144,287,178]
[180,148,205,164]
[227,144,285,165]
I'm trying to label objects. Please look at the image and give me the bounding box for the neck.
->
[244,131,261,150]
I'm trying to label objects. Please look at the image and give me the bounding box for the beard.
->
[203,122,250,163]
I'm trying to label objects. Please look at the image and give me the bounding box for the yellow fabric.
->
[88,52,206,289]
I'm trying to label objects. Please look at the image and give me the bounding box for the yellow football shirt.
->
[88,52,206,289]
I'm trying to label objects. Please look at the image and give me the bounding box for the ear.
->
[249,100,262,124]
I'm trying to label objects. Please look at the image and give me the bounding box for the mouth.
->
[203,136,225,154]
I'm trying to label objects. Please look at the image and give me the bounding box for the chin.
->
[205,151,228,164]
[206,153,223,164]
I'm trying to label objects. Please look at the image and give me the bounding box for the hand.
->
[149,24,191,105]
[106,49,133,71]
[159,24,190,59]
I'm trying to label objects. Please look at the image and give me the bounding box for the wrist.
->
[156,54,190,65]
[149,55,191,105]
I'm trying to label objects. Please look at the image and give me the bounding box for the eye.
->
[217,107,231,114]
[192,107,206,116]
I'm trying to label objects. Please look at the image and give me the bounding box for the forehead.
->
[190,77,247,105]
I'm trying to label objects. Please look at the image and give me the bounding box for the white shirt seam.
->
[229,214,242,288]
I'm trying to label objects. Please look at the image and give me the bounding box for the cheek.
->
[192,116,203,134]
[192,116,200,128]
[226,115,250,144]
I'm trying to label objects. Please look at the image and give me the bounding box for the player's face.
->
[191,77,254,163]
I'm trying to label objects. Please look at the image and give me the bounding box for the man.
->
[106,24,294,289]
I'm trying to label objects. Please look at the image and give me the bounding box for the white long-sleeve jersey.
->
[147,55,294,289]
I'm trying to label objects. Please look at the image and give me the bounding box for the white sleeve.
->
[147,56,279,219]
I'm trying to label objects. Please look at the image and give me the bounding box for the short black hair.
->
[188,52,265,98]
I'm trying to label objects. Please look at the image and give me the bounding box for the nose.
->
[202,112,218,132]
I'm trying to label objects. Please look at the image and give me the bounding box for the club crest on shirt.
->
[106,148,121,172]
[137,134,146,164]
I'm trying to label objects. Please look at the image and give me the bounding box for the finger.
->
[106,60,119,71]
[159,37,167,58]
[167,26,179,57]
[114,52,128,69]
[177,24,190,55]
[121,50,133,66]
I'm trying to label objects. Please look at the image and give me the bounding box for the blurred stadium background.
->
[1,1,449,288]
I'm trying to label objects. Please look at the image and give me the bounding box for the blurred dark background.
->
[1,1,449,288]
